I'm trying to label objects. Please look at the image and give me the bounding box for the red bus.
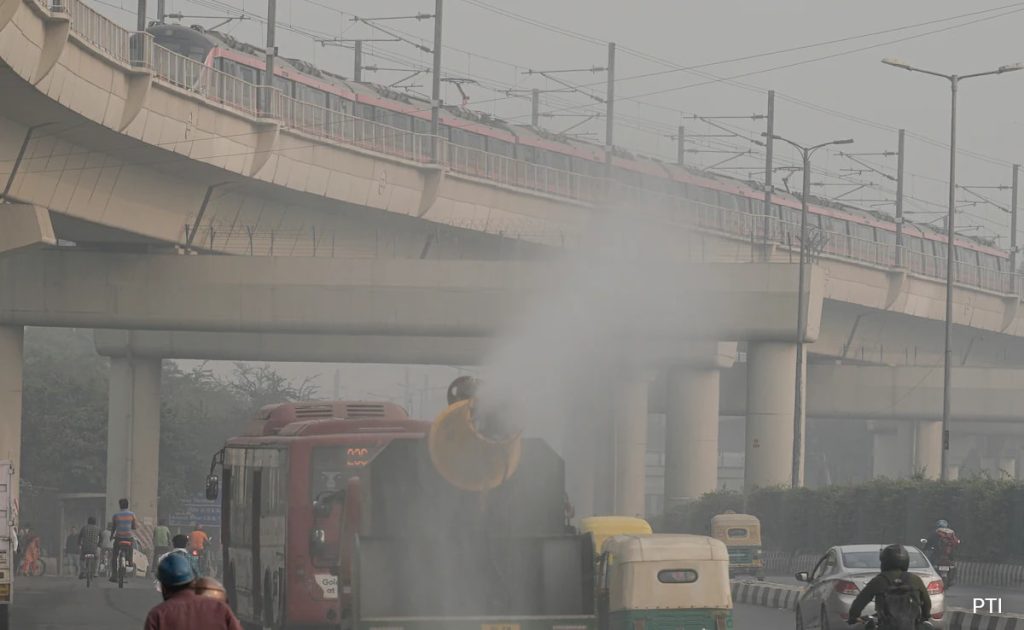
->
[207,400,427,629]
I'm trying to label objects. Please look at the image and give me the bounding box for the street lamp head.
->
[998,62,1024,73]
[882,57,913,70]
[832,139,855,145]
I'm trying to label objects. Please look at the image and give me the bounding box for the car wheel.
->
[795,606,805,630]
[820,605,830,630]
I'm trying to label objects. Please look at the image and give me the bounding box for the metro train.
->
[146,22,1014,286]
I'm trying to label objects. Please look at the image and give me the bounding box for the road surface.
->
[10,575,159,629]
[10,576,795,629]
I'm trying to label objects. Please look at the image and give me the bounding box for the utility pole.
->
[263,0,277,116]
[137,0,147,30]
[430,0,444,160]
[1013,163,1020,280]
[895,129,905,267]
[531,88,540,127]
[761,90,775,258]
[605,41,616,169]
[676,126,685,166]
[156,0,164,22]
[354,40,363,82]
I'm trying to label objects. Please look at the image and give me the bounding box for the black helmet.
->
[880,544,910,572]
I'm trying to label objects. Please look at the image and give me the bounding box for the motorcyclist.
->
[77,516,103,579]
[924,519,960,566]
[847,544,931,628]
[144,553,242,630]
[109,498,138,582]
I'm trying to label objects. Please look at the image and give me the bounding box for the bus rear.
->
[214,401,427,629]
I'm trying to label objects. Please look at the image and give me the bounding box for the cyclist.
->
[77,516,103,579]
[109,498,138,582]
[189,524,210,574]
[152,519,172,575]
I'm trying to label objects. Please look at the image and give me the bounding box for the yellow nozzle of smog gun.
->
[428,378,523,491]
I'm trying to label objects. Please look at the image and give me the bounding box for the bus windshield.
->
[310,445,386,500]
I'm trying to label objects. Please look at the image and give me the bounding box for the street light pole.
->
[765,132,853,488]
[882,57,1023,481]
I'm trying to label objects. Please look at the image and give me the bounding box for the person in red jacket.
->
[145,553,241,630]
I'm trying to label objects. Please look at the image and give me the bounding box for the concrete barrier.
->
[730,580,801,611]
[947,609,1024,629]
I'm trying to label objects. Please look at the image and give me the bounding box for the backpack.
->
[878,572,921,630]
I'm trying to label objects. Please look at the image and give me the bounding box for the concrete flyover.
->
[0,249,823,520]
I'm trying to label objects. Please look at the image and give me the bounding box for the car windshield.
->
[842,549,930,569]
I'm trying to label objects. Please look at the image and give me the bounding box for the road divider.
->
[730,580,800,611]
[948,609,1024,629]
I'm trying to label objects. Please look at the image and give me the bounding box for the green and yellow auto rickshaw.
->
[711,512,764,580]
[598,534,733,630]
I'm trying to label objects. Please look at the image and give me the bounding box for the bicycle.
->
[114,540,133,589]
[82,553,97,588]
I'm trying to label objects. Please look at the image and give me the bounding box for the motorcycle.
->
[854,613,936,630]
[920,538,956,588]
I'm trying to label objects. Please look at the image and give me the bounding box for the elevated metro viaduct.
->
[4,0,1024,522]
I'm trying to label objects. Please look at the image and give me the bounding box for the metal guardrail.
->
[51,0,1024,298]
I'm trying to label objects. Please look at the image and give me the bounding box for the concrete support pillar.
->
[0,326,23,514]
[105,356,162,529]
[611,376,649,518]
[914,420,942,479]
[665,367,720,508]
[744,341,801,489]
[870,421,913,479]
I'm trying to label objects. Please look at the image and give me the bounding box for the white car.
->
[794,544,946,629]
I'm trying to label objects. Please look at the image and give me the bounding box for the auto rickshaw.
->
[598,534,733,630]
[579,516,652,555]
[710,512,764,580]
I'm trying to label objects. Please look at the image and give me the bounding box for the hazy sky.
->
[86,0,1024,245]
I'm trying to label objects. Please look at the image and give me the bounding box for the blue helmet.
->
[157,551,195,587]
[935,519,949,529]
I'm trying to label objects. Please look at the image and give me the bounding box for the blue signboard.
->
[168,494,221,528]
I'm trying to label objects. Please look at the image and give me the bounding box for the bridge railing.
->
[274,93,435,163]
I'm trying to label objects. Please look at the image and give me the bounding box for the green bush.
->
[660,478,1023,562]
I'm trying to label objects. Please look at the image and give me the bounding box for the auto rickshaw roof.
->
[711,513,761,527]
[603,533,729,562]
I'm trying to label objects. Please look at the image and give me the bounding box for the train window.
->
[818,215,844,234]
[150,28,214,62]
[354,102,374,120]
[849,222,875,243]
[489,138,515,158]
[541,150,568,171]
[956,247,979,266]
[613,167,641,186]
[518,144,539,164]
[375,108,412,131]
[327,93,350,113]
[715,191,738,211]
[689,185,717,207]
[273,75,295,98]
[222,60,260,86]
[876,228,897,245]
[295,84,327,108]
[979,253,1000,270]
[411,117,431,134]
